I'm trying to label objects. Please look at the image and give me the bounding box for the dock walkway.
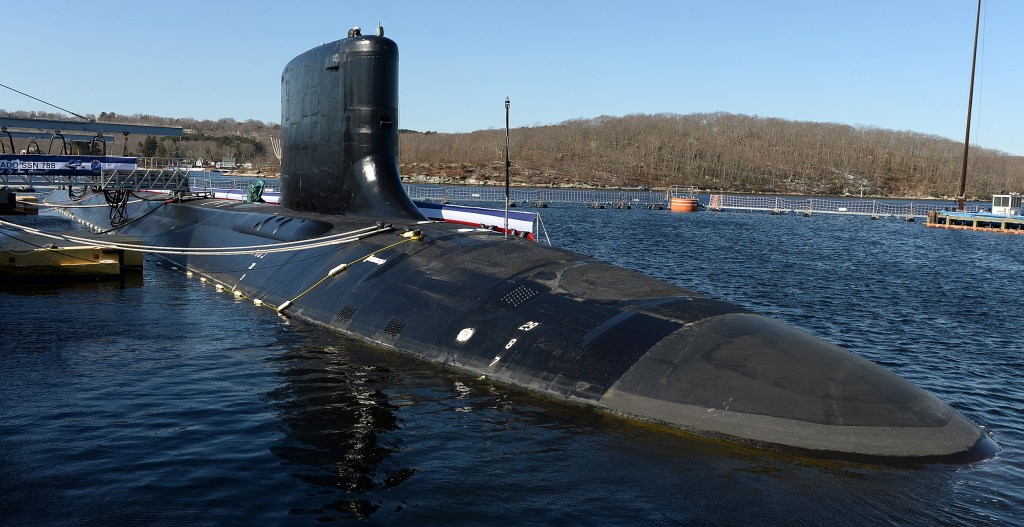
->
[707,194,979,218]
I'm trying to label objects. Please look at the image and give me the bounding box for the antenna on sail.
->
[504,97,511,239]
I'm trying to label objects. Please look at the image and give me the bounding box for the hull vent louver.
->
[336,305,356,322]
[383,319,405,338]
[501,284,541,308]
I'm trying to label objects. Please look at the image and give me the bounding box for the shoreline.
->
[216,169,979,204]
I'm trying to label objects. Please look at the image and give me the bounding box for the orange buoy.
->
[670,197,699,212]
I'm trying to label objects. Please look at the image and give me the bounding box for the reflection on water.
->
[266,328,413,521]
[0,272,144,293]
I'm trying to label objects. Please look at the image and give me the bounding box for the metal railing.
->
[404,184,669,207]
[1,156,193,190]
[189,173,281,194]
[707,194,982,218]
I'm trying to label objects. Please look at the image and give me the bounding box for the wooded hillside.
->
[400,113,1023,200]
[4,109,1021,199]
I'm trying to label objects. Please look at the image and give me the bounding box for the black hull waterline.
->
[53,27,994,462]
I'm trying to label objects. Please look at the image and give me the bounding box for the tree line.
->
[400,113,1023,199]
[137,133,267,163]
[4,108,1021,198]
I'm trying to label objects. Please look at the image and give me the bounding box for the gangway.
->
[1,116,186,193]
[88,158,193,194]
[1,155,194,195]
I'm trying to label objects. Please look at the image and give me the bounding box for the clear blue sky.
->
[3,1,1021,155]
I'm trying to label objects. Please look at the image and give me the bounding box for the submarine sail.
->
[280,26,422,219]
[50,27,995,462]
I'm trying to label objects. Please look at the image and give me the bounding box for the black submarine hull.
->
[56,28,993,462]
[60,195,992,461]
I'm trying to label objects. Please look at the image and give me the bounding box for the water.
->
[1,207,1021,526]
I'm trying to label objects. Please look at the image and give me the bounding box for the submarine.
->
[54,26,995,463]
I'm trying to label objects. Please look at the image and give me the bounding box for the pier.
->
[400,185,970,220]
[925,193,1024,234]
[0,226,143,281]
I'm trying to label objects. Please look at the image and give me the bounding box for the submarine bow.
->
[56,28,994,462]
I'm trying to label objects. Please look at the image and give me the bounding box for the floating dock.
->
[707,194,952,218]
[925,194,1024,234]
[926,210,1024,234]
[0,231,143,280]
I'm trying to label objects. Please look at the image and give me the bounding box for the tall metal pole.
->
[504,96,511,239]
[958,0,982,211]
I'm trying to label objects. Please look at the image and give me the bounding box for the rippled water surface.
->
[1,206,1021,526]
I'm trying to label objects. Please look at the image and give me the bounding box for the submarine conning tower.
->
[280,25,425,219]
